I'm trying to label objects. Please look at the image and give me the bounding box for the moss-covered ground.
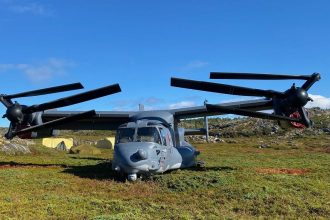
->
[0,135,329,219]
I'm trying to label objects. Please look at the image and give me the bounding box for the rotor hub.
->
[5,104,25,123]
[285,87,310,108]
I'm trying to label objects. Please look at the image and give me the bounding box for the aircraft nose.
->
[113,143,158,174]
[136,149,148,160]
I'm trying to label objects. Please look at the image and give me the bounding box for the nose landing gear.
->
[127,173,137,181]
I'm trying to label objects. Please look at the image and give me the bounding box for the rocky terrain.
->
[0,129,34,155]
[181,108,330,143]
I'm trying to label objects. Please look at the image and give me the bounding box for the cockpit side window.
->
[159,128,166,146]
[159,127,173,147]
[116,128,135,143]
[137,127,162,144]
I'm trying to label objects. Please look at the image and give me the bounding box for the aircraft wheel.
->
[196,160,205,168]
[127,173,137,181]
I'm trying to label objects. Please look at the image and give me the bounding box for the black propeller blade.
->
[3,83,84,99]
[172,71,320,129]
[297,107,312,127]
[23,84,121,114]
[11,110,96,138]
[171,77,286,98]
[206,104,301,123]
[210,72,312,80]
[301,73,321,91]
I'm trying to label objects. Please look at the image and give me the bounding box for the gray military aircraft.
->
[0,72,320,181]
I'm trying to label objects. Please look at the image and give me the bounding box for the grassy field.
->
[0,135,329,219]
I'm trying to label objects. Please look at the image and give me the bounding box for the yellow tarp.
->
[42,138,74,149]
[96,137,115,149]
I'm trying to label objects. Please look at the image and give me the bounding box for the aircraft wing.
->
[42,99,273,130]
[41,110,133,130]
[170,98,273,120]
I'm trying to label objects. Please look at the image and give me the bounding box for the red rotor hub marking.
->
[290,111,305,128]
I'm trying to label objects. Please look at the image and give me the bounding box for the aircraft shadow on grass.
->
[0,160,123,181]
[0,160,236,182]
[0,161,68,168]
[62,161,125,181]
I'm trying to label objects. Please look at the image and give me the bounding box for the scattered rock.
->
[214,138,225,143]
[226,139,238,144]
[322,128,330,133]
[1,143,31,155]
[69,145,101,155]
[55,141,68,151]
[259,144,271,149]
[0,136,34,155]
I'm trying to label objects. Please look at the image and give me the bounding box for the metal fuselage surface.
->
[111,112,199,180]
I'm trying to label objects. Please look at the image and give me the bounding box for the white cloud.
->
[0,58,74,83]
[112,97,164,111]
[306,94,330,109]
[112,98,198,111]
[10,3,45,15]
[1,0,52,16]
[0,64,15,71]
[169,101,196,109]
[180,60,209,71]
[219,97,259,104]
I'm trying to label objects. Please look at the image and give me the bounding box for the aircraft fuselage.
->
[111,117,200,181]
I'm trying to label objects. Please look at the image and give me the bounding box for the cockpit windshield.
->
[116,128,135,143]
[116,126,162,144]
[137,127,161,144]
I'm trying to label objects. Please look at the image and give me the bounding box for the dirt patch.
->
[325,147,330,153]
[255,168,309,175]
[305,146,330,154]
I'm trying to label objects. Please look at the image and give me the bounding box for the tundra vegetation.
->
[0,108,329,219]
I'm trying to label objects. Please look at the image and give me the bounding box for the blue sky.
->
[0,0,329,126]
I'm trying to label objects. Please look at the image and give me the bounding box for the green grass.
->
[0,135,329,219]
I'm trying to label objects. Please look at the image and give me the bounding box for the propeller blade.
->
[23,84,121,113]
[13,110,96,137]
[301,72,321,91]
[171,77,286,98]
[206,104,302,123]
[297,107,312,128]
[210,72,312,80]
[4,83,84,99]
[4,123,15,139]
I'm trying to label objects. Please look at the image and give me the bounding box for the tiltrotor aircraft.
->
[0,72,321,181]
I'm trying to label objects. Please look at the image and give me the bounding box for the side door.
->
[159,126,173,170]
